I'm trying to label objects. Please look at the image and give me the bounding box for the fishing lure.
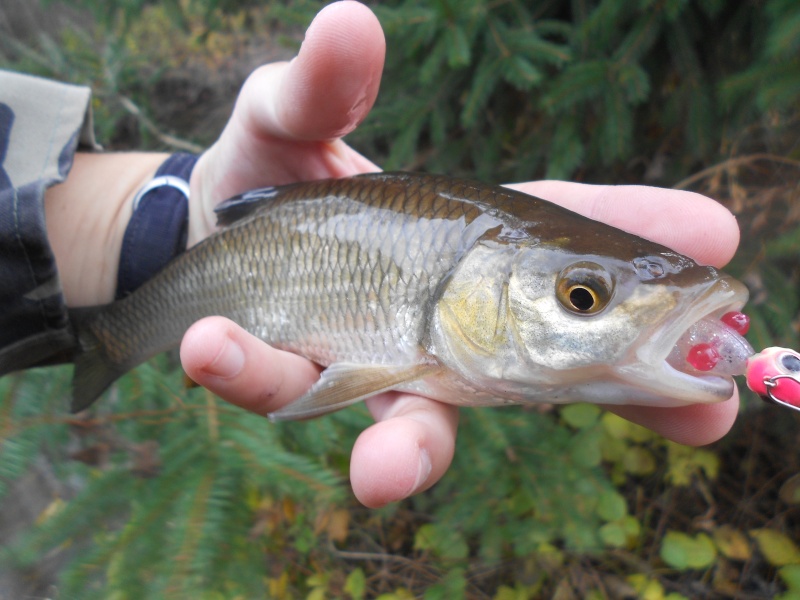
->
[667,308,800,413]
[746,346,800,412]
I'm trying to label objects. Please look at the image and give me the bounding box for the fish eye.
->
[780,353,800,373]
[556,262,614,315]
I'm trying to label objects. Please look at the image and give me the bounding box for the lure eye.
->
[780,353,800,373]
[556,262,614,315]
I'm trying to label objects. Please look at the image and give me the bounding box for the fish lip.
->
[630,276,750,402]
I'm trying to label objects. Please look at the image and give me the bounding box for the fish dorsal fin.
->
[213,173,404,227]
[268,362,442,421]
[215,185,298,227]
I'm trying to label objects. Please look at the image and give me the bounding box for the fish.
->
[13,172,754,420]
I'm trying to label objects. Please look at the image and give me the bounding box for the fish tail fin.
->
[69,306,128,413]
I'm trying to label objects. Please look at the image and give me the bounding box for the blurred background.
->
[1,0,799,598]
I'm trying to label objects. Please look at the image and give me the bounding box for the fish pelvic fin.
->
[69,306,128,413]
[268,362,443,422]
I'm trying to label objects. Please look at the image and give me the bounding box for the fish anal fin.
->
[268,362,442,422]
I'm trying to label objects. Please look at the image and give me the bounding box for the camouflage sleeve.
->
[0,70,100,375]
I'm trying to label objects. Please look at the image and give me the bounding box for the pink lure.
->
[746,347,800,409]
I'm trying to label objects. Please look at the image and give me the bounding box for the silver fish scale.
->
[88,181,478,370]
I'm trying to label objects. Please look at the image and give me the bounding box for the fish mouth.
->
[623,276,751,404]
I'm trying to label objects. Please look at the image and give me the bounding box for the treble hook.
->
[762,374,800,413]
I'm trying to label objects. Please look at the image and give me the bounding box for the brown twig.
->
[675,153,800,190]
[117,95,204,154]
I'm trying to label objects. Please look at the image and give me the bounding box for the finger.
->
[605,391,740,446]
[238,1,385,142]
[180,316,321,415]
[350,394,459,508]
[187,1,384,242]
[506,181,740,268]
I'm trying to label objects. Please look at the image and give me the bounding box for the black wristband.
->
[115,152,199,299]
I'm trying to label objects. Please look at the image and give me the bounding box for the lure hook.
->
[762,374,800,413]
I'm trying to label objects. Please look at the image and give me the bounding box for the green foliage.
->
[2,0,800,598]
[414,408,621,557]
[2,359,353,598]
[660,531,718,570]
[341,0,800,184]
[778,565,800,600]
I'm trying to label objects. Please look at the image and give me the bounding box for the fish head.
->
[432,233,750,408]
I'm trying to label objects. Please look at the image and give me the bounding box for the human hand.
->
[180,2,742,508]
[181,1,461,508]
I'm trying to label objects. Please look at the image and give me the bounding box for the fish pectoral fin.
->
[268,362,442,422]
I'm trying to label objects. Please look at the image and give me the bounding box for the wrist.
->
[45,152,169,306]
[116,153,198,298]
[187,150,217,248]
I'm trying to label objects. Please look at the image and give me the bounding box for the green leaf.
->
[414,524,469,560]
[660,531,717,570]
[569,427,603,468]
[779,564,800,593]
[561,404,601,429]
[622,446,657,476]
[307,587,326,600]
[599,522,627,548]
[666,443,720,485]
[601,412,654,442]
[345,568,367,600]
[375,589,415,600]
[597,490,627,521]
[600,516,639,548]
[626,574,665,599]
[424,568,467,600]
[750,529,800,566]
[493,584,538,600]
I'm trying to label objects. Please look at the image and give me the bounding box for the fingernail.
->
[204,336,245,378]
[412,448,432,494]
